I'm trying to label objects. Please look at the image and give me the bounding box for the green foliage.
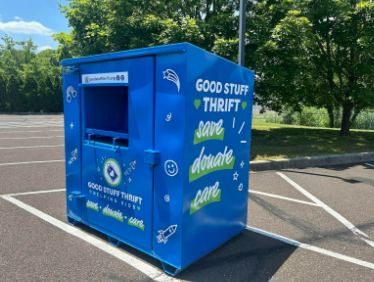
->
[351,113,374,130]
[7,75,24,112]
[251,120,374,161]
[263,107,374,130]
[255,0,374,135]
[24,75,39,112]
[0,35,63,113]
[280,111,296,125]
[53,0,244,58]
[0,74,7,111]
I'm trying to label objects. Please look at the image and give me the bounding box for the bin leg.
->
[67,216,79,226]
[108,236,122,247]
[161,262,182,276]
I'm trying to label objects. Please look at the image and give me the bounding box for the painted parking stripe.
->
[0,136,64,140]
[0,121,61,124]
[2,188,66,197]
[277,172,374,249]
[0,145,64,150]
[1,195,178,282]
[3,188,374,275]
[365,163,374,168]
[248,189,320,207]
[0,160,65,166]
[246,226,374,270]
[0,125,63,129]
[0,130,64,134]
[0,122,64,129]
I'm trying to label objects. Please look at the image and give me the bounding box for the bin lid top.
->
[60,43,188,66]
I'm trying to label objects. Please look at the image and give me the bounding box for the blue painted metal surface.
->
[62,43,254,275]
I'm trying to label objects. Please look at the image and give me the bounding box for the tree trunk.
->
[340,103,353,136]
[327,106,334,128]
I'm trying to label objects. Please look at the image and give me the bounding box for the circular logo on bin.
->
[103,159,122,187]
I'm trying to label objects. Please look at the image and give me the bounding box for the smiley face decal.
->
[164,160,178,177]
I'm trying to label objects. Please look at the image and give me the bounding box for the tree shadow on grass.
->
[250,127,374,161]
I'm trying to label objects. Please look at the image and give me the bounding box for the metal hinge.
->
[63,65,80,74]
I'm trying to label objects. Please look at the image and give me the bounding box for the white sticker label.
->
[82,72,128,84]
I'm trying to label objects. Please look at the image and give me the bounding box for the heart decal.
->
[194,99,201,109]
[241,101,247,110]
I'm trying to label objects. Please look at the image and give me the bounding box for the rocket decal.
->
[157,225,177,244]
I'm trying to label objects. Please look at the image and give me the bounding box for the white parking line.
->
[248,189,320,207]
[277,172,374,249]
[0,122,64,129]
[1,195,178,282]
[365,163,374,168]
[0,160,65,166]
[0,130,64,134]
[0,145,64,150]
[0,125,63,129]
[3,188,374,277]
[246,226,374,270]
[0,136,64,140]
[2,189,66,197]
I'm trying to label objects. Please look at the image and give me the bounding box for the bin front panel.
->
[79,56,155,250]
[153,52,187,268]
[182,45,255,267]
[63,67,83,221]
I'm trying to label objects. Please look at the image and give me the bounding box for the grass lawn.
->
[250,119,374,161]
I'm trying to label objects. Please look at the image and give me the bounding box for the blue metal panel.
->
[63,66,83,221]
[181,44,254,268]
[153,52,187,268]
[63,43,255,275]
[61,43,187,66]
[79,56,155,250]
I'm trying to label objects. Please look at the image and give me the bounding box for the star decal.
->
[233,171,239,180]
[240,161,245,168]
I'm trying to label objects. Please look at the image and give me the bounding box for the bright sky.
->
[0,0,70,51]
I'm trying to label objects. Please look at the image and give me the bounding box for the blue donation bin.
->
[61,43,254,275]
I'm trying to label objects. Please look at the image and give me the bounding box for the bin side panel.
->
[153,53,187,268]
[182,45,255,268]
[79,56,155,251]
[63,68,83,221]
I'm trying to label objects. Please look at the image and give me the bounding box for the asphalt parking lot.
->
[1,114,374,282]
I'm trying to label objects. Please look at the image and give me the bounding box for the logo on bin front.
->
[103,159,122,187]
[163,69,180,92]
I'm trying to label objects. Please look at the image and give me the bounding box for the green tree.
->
[0,74,7,112]
[256,0,374,135]
[37,78,47,113]
[7,75,25,112]
[0,35,62,113]
[23,75,39,112]
[52,76,63,112]
[0,35,20,76]
[53,0,244,57]
[38,76,54,113]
